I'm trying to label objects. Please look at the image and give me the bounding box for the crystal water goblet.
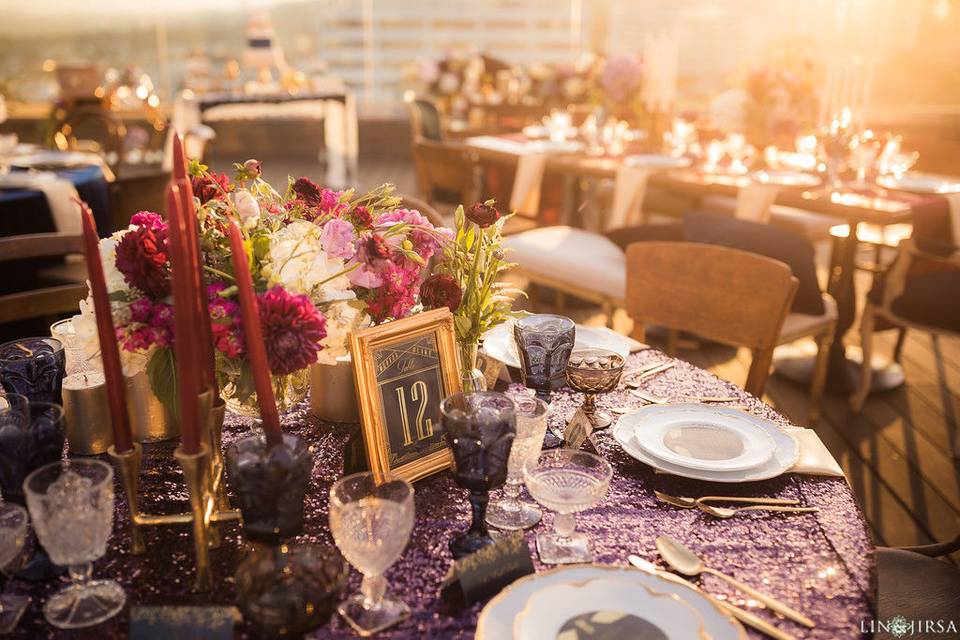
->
[0,501,29,633]
[523,449,613,564]
[440,391,516,557]
[513,314,575,402]
[485,395,548,531]
[24,459,124,629]
[329,472,414,636]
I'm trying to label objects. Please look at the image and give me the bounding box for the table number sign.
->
[350,308,460,482]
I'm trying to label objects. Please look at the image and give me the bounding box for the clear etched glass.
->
[486,394,548,531]
[329,472,414,636]
[0,502,29,633]
[523,449,612,564]
[24,459,125,629]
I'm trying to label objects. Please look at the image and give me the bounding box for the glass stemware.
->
[0,401,65,505]
[513,314,575,402]
[523,449,612,564]
[440,391,516,557]
[566,349,625,430]
[848,131,880,189]
[485,395,548,531]
[329,472,414,636]
[0,337,66,404]
[24,459,124,629]
[0,501,29,633]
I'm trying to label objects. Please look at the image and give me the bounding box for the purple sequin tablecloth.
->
[9,351,875,638]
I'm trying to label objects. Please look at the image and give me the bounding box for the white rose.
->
[233,190,261,227]
[316,299,367,365]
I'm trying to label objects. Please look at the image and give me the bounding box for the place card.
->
[129,606,238,639]
[564,408,594,450]
[440,530,535,607]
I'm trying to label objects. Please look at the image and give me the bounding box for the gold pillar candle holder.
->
[309,358,360,423]
[207,399,231,512]
[127,368,180,443]
[106,390,241,592]
[63,371,112,455]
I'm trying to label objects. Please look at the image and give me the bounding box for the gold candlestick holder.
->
[107,389,241,591]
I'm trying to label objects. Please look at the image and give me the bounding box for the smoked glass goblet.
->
[485,394,548,530]
[513,315,575,401]
[0,401,65,505]
[0,337,65,404]
[566,348,625,430]
[440,391,516,558]
[0,502,29,633]
[24,459,124,629]
[523,449,612,564]
[329,472,414,636]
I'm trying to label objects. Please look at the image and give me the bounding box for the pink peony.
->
[256,287,327,375]
[320,218,357,259]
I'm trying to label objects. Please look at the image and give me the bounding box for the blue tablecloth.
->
[0,164,110,237]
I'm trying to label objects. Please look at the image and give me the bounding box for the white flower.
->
[261,220,352,302]
[99,229,130,294]
[315,299,367,365]
[233,190,261,228]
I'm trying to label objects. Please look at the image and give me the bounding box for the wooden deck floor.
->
[208,146,960,559]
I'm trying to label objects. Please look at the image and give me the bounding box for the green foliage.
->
[147,347,178,420]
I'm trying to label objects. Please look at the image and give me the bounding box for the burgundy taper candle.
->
[226,218,282,444]
[79,202,134,453]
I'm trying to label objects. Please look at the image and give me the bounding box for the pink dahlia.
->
[114,225,171,299]
[256,287,327,375]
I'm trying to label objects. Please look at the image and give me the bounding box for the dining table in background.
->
[7,349,874,639]
[0,164,109,238]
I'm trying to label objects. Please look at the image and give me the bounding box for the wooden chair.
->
[0,233,88,325]
[398,194,448,229]
[876,534,960,634]
[410,138,480,210]
[851,238,960,455]
[625,242,798,397]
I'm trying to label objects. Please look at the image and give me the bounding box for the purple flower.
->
[320,218,357,259]
[600,53,642,103]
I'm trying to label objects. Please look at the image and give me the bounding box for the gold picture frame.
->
[349,308,460,482]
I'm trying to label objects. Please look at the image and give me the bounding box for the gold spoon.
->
[654,490,801,509]
[697,503,820,519]
[656,535,816,629]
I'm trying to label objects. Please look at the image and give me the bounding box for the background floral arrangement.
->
[591,53,645,121]
[81,159,447,416]
[743,62,819,144]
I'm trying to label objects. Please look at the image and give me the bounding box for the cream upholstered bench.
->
[502,225,837,424]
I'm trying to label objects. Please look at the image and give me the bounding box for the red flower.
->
[293,177,324,207]
[256,287,327,375]
[466,202,501,228]
[191,172,233,204]
[420,273,462,313]
[351,205,373,230]
[366,234,391,259]
[115,226,170,299]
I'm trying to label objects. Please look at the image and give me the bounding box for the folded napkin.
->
[588,325,649,353]
[509,151,547,216]
[0,172,81,233]
[608,165,651,231]
[734,183,780,224]
[783,426,844,477]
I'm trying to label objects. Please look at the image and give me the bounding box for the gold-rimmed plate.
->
[475,564,745,640]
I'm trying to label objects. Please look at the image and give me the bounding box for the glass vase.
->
[221,368,310,418]
[458,342,486,393]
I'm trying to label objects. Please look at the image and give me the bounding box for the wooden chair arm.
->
[879,238,960,309]
[897,534,960,558]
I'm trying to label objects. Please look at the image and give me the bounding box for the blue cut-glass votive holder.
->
[0,338,66,405]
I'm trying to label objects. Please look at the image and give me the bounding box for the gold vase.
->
[308,356,360,423]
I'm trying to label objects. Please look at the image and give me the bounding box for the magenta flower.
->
[130,211,165,230]
[207,283,244,359]
[256,287,327,375]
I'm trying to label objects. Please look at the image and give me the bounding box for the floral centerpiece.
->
[743,63,819,146]
[422,201,521,390]
[592,53,645,123]
[81,160,447,418]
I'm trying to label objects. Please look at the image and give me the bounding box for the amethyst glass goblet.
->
[513,315,575,402]
[0,401,65,505]
[440,391,516,558]
[0,338,65,405]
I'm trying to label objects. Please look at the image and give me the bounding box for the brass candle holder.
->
[107,389,241,591]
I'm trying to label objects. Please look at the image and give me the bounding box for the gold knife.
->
[627,555,796,640]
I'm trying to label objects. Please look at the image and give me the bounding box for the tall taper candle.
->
[167,184,202,454]
[79,202,134,453]
[171,134,218,396]
[226,218,282,445]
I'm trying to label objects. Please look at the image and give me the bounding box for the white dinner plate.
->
[12,150,99,170]
[624,154,692,169]
[481,320,634,369]
[613,404,799,482]
[475,564,745,640]
[632,404,777,472]
[513,576,705,640]
[524,139,583,154]
[876,172,960,194]
[751,169,822,187]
